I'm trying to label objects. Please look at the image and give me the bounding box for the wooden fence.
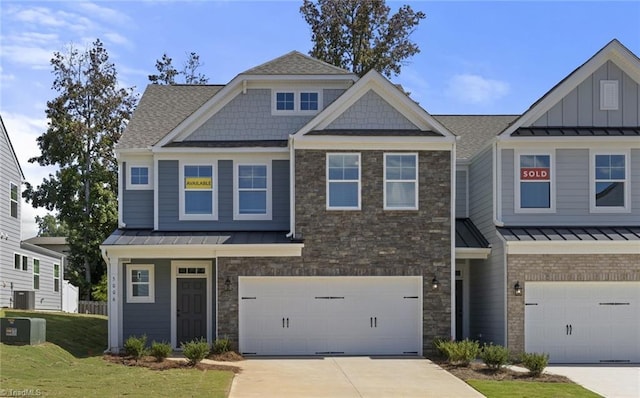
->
[79,300,107,316]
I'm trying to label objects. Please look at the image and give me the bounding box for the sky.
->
[1,0,639,239]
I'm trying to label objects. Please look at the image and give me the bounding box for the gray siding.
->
[121,163,154,228]
[532,61,640,127]
[327,90,419,130]
[186,88,345,141]
[501,148,640,225]
[158,159,290,231]
[455,169,468,218]
[467,146,506,346]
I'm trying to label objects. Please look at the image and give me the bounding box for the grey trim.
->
[455,218,490,248]
[102,229,294,246]
[513,127,640,137]
[498,226,640,241]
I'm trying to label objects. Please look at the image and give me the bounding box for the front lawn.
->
[468,380,602,398]
[0,310,234,397]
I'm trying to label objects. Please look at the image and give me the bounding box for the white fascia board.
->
[100,243,304,259]
[294,136,454,151]
[115,148,153,159]
[455,248,491,259]
[501,42,640,137]
[505,240,640,255]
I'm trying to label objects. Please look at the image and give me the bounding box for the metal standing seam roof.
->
[455,219,490,249]
[512,127,640,137]
[102,229,295,246]
[498,226,640,242]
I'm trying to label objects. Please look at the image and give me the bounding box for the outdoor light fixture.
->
[224,277,232,292]
[431,276,439,290]
[514,281,522,296]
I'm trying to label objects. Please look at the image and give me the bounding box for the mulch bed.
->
[103,352,243,373]
[435,361,571,383]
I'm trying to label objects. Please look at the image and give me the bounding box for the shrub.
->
[521,352,549,377]
[124,334,147,361]
[435,339,480,366]
[480,343,509,370]
[149,341,172,362]
[211,337,232,355]
[181,338,210,365]
[432,336,450,358]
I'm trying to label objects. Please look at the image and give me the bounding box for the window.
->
[14,253,20,270]
[126,264,154,303]
[327,153,361,210]
[22,255,28,271]
[180,164,216,220]
[276,92,294,111]
[33,259,40,290]
[126,163,153,190]
[235,164,271,220]
[300,92,318,111]
[517,154,553,211]
[272,90,322,114]
[592,153,628,211]
[54,264,60,292]
[10,182,18,218]
[384,153,418,210]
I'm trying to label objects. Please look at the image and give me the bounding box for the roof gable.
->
[0,115,25,179]
[500,39,640,137]
[240,51,351,75]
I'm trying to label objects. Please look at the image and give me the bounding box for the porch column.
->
[107,256,121,353]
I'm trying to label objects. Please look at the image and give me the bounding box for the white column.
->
[107,256,121,353]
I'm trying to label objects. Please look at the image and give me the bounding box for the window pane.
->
[329,182,358,207]
[10,183,18,200]
[131,167,149,185]
[54,279,59,292]
[300,92,318,110]
[14,254,20,269]
[386,155,416,180]
[133,284,149,297]
[276,92,294,110]
[610,167,625,180]
[239,191,267,214]
[131,269,149,283]
[54,264,60,278]
[610,155,625,168]
[386,182,416,208]
[520,155,535,168]
[239,165,267,188]
[185,165,212,178]
[22,256,28,271]
[521,182,550,208]
[34,275,39,290]
[33,259,40,273]
[596,182,624,207]
[595,155,610,168]
[185,191,212,214]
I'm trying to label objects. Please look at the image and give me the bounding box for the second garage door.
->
[238,276,423,356]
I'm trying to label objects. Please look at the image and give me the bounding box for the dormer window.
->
[272,90,322,115]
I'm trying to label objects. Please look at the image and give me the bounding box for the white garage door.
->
[525,282,640,363]
[239,276,422,356]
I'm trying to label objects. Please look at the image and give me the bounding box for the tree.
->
[300,0,426,78]
[24,39,137,299]
[35,214,69,237]
[148,52,209,85]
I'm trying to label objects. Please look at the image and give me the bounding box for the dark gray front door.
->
[177,278,207,346]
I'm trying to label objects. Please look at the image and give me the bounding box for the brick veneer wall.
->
[507,253,640,354]
[217,149,452,356]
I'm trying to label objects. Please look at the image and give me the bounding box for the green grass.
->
[0,310,234,397]
[468,380,603,398]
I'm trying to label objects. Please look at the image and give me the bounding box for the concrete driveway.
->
[547,365,640,398]
[228,356,483,398]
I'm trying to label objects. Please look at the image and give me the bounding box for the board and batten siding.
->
[157,159,290,231]
[467,146,506,346]
[455,169,468,218]
[185,88,345,141]
[121,164,154,228]
[501,148,640,225]
[532,61,640,127]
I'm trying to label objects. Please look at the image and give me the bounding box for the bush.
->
[211,337,232,355]
[432,336,450,358]
[124,335,147,360]
[480,343,509,370]
[181,338,210,365]
[521,352,549,377]
[435,339,480,366]
[149,341,172,362]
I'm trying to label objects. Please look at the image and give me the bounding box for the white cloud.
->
[446,74,510,105]
[0,44,54,69]
[75,2,133,25]
[103,32,132,48]
[11,6,92,32]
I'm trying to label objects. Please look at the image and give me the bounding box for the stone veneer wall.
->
[217,149,452,356]
[507,253,640,354]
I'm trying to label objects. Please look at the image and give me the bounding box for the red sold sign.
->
[521,167,549,180]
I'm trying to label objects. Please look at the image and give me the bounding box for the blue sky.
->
[1,0,639,237]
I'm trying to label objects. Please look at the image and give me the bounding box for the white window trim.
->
[326,153,362,210]
[33,258,40,290]
[13,253,20,270]
[15,253,29,271]
[271,89,323,115]
[600,80,619,111]
[384,153,419,210]
[179,161,218,221]
[53,263,60,292]
[126,264,155,303]
[9,181,18,218]
[233,162,272,220]
[514,151,556,214]
[589,150,630,213]
[126,163,153,190]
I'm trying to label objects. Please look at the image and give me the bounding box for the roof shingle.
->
[241,51,351,75]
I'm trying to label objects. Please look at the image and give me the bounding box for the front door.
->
[177,278,207,346]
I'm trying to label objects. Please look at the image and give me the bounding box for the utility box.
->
[0,317,46,345]
[13,291,35,310]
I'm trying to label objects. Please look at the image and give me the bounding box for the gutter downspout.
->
[450,137,458,340]
[493,140,504,227]
[286,135,295,238]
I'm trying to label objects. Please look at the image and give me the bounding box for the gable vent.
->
[600,80,619,110]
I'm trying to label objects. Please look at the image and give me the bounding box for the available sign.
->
[185,177,212,189]
[521,167,549,180]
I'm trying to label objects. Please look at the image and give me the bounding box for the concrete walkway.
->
[228,356,484,398]
[546,365,640,398]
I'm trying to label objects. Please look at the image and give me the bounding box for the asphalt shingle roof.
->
[117,84,223,149]
[102,229,294,246]
[241,51,352,75]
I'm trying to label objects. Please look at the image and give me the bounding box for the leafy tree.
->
[91,273,108,302]
[300,0,426,77]
[148,52,209,85]
[35,214,69,237]
[24,39,137,299]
